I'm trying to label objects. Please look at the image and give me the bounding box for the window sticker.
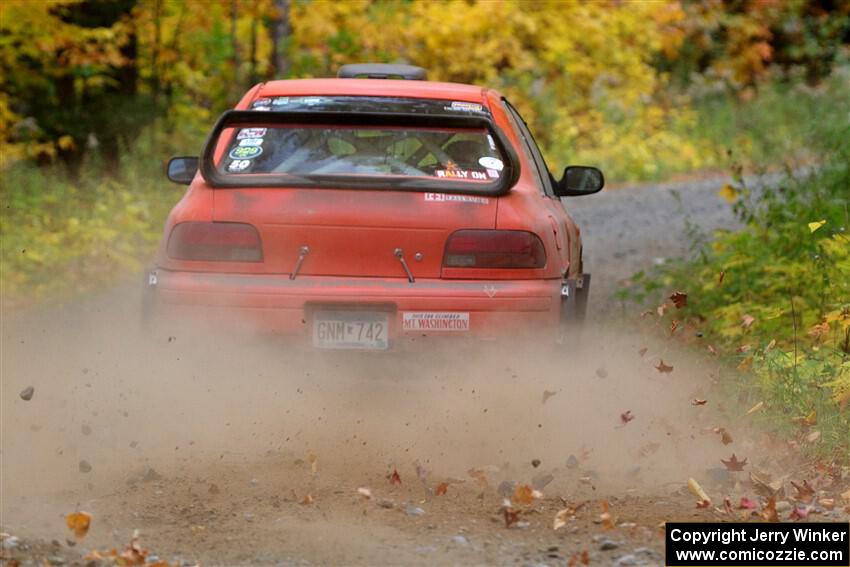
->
[478,156,504,170]
[446,101,484,113]
[486,168,500,179]
[487,134,497,150]
[252,97,272,108]
[228,159,252,172]
[238,138,264,147]
[424,193,490,205]
[271,97,290,105]
[237,128,267,139]
[253,106,271,112]
[229,145,263,160]
[435,169,488,180]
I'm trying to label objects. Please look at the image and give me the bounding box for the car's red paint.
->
[150,76,593,347]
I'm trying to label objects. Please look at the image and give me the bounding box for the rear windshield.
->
[220,125,506,183]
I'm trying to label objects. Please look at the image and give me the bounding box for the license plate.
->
[312,310,389,350]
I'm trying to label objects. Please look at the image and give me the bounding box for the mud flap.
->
[558,274,591,344]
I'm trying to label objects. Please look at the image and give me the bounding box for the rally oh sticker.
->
[229,145,263,160]
[435,169,488,180]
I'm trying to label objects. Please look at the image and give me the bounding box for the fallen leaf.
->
[620,410,635,425]
[762,497,779,522]
[119,530,146,565]
[307,453,318,475]
[718,271,725,285]
[357,487,372,499]
[788,506,810,521]
[598,501,615,529]
[502,506,521,528]
[750,471,784,498]
[819,498,835,509]
[512,484,535,505]
[737,344,752,353]
[66,511,91,538]
[670,319,680,334]
[300,493,314,505]
[793,410,817,426]
[723,496,733,515]
[415,462,429,484]
[746,401,764,415]
[806,430,821,443]
[435,482,448,496]
[716,428,733,445]
[741,314,755,329]
[692,398,707,406]
[655,360,673,373]
[737,355,753,371]
[657,304,667,317]
[807,219,826,233]
[791,480,815,503]
[467,467,489,488]
[669,291,688,308]
[638,347,648,357]
[79,460,92,473]
[765,339,777,352]
[719,183,738,203]
[721,454,747,471]
[553,508,571,530]
[687,478,711,507]
[389,469,402,485]
[542,390,558,404]
[738,497,758,509]
[807,322,830,340]
[707,345,718,355]
[531,459,541,468]
[19,386,34,401]
[568,550,590,566]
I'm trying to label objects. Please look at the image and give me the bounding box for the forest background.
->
[1,0,848,457]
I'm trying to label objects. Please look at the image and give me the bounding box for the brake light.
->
[443,230,546,269]
[167,222,263,262]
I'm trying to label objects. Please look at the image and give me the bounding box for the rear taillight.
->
[443,230,546,269]
[167,222,263,262]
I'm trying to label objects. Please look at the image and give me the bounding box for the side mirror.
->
[166,156,199,185]
[554,166,604,197]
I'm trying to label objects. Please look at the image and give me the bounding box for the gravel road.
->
[4,175,839,567]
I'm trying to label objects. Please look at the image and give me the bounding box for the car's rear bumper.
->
[146,269,563,343]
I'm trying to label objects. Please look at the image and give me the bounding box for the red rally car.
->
[147,63,604,350]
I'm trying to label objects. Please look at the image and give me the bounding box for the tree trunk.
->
[151,0,162,102]
[269,0,290,79]
[230,0,240,87]
[249,0,259,84]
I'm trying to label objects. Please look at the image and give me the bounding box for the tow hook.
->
[394,248,415,283]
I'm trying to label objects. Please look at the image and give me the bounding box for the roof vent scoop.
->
[337,63,426,80]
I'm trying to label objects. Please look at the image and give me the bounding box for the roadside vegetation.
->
[2,0,847,305]
[626,67,850,461]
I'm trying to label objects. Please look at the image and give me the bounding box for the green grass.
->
[681,70,849,173]
[623,73,850,461]
[0,128,193,304]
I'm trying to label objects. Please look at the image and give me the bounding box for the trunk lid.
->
[213,188,497,278]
